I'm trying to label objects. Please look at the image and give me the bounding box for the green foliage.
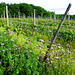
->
[0,18,75,75]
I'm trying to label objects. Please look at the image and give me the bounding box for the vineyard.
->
[0,17,75,75]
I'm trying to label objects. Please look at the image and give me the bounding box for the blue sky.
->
[0,0,75,15]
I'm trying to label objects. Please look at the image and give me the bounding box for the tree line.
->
[0,2,75,19]
[0,2,54,18]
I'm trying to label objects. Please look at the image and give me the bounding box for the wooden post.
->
[1,14,2,18]
[23,14,25,19]
[14,13,15,18]
[54,11,56,24]
[31,13,33,18]
[41,13,43,19]
[44,3,71,61]
[34,9,35,25]
[6,6,9,35]
[6,6,9,27]
[68,13,70,24]
[3,11,5,21]
[18,12,20,19]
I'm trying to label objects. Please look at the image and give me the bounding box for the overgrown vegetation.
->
[0,18,75,75]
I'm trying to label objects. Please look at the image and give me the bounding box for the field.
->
[0,18,75,75]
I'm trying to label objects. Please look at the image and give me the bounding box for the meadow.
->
[0,18,75,75]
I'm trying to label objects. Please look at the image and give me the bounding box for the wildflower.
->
[39,39,44,42]
[9,48,11,50]
[11,31,13,34]
[39,48,42,49]
[18,47,20,49]
[47,51,49,53]
[16,54,19,56]
[0,62,1,64]
[29,50,32,52]
[58,46,61,49]
[17,38,19,40]
[50,42,54,44]
[18,26,19,27]
[13,44,17,47]
[73,49,75,53]
[47,47,49,50]
[52,51,54,53]
[2,50,5,52]
[61,49,64,52]
[27,41,29,44]
[48,62,50,64]
[48,53,51,56]
[28,38,30,41]
[44,50,46,51]
[42,46,44,48]
[26,51,28,52]
[68,51,71,54]
[51,61,52,63]
[33,58,35,60]
[51,44,54,47]
[66,44,70,47]
[56,53,58,55]
[1,43,4,46]
[48,30,51,32]
[46,58,49,61]
[7,49,8,50]
[51,47,53,50]
[54,57,60,59]
[28,55,30,58]
[39,45,41,47]
[57,44,61,46]
[36,45,38,47]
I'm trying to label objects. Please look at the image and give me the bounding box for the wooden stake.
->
[14,13,15,18]
[18,12,20,19]
[6,6,9,27]
[44,3,71,61]
[54,11,56,24]
[68,13,70,24]
[34,9,35,25]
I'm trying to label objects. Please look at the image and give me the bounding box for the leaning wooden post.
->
[34,9,35,25]
[44,3,71,61]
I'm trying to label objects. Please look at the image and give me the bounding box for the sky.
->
[0,0,75,15]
